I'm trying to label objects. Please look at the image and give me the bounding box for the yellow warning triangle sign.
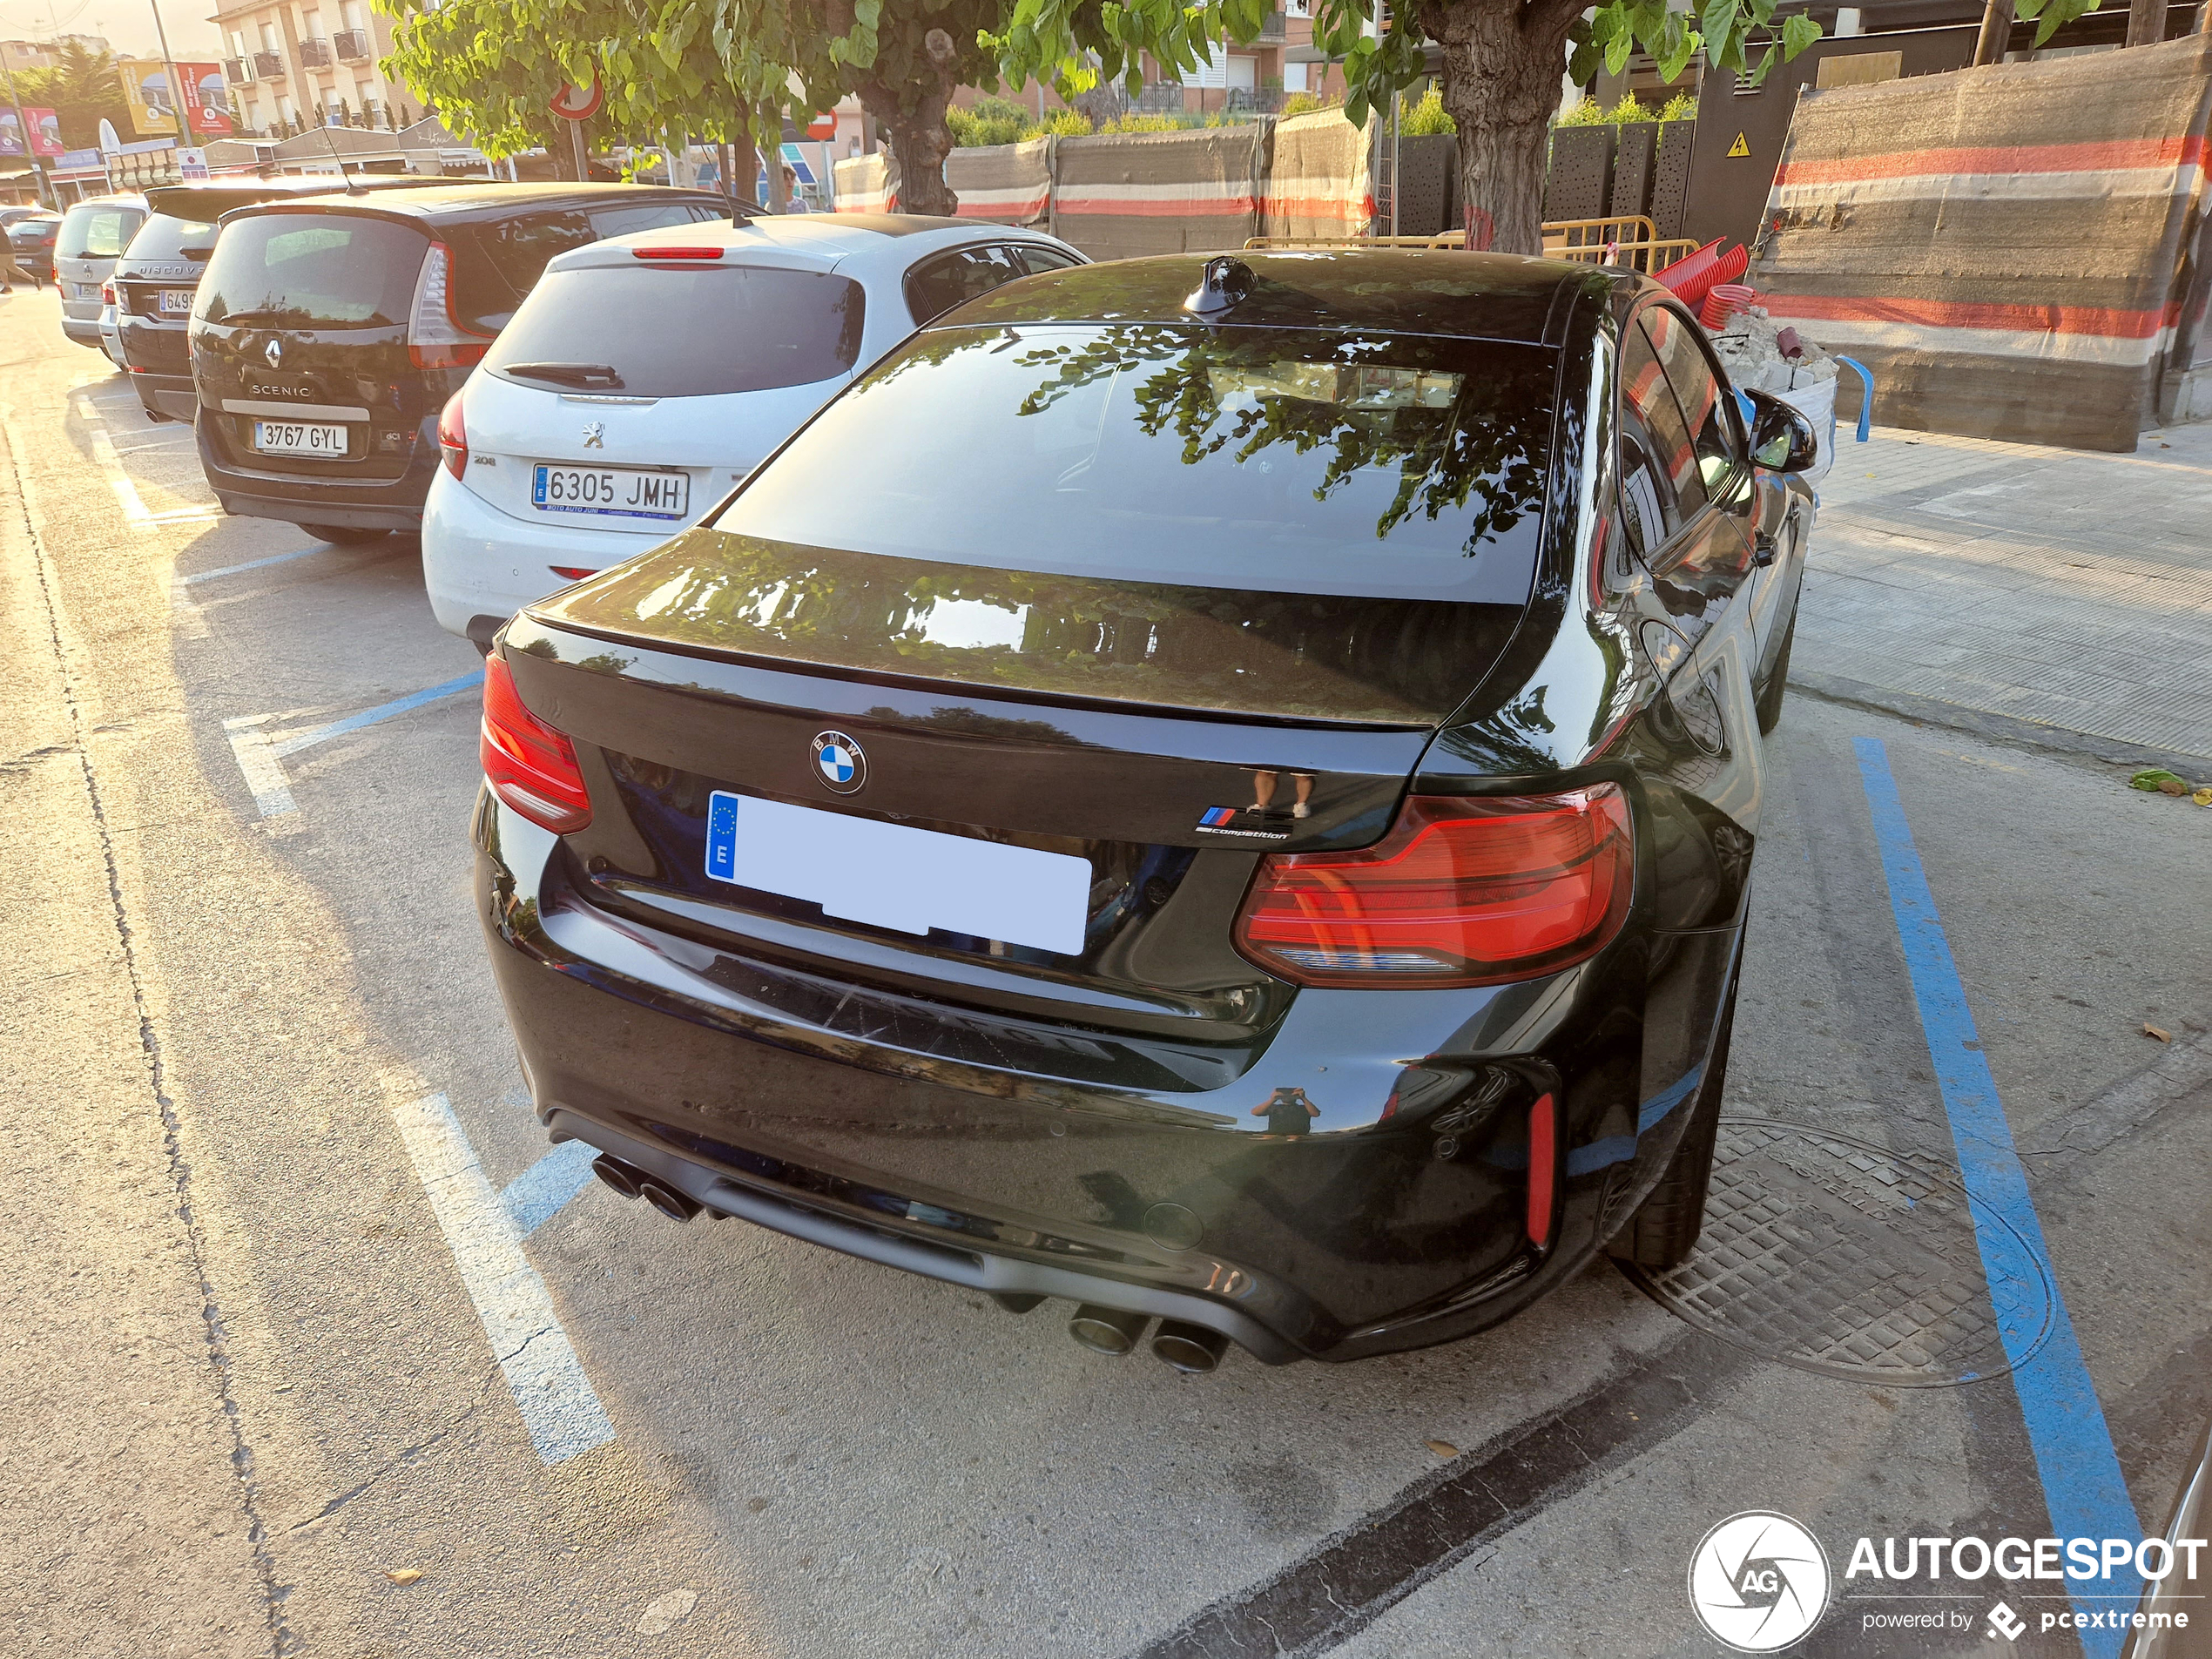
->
[1727,132,1752,158]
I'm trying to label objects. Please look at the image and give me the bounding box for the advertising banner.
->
[118,58,233,138]
[0,107,66,157]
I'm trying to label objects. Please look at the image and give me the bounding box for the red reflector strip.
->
[549,567,600,581]
[1526,1092,1557,1249]
[631,246,721,260]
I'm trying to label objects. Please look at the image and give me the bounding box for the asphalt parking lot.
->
[5,289,2209,1659]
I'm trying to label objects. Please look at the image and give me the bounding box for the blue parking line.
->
[269,670,482,759]
[1854,737,2140,1656]
[178,542,358,584]
[502,1140,601,1239]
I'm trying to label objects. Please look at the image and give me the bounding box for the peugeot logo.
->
[811,731,866,795]
[582,421,604,449]
[264,338,281,369]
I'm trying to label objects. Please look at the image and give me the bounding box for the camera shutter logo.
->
[1688,1512,1831,1652]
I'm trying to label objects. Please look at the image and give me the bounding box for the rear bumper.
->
[421,469,670,641]
[196,409,437,530]
[131,374,197,422]
[475,790,1737,1365]
[62,314,104,347]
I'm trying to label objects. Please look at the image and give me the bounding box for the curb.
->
[1789,670,2212,778]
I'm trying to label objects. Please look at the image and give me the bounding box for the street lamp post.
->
[145,0,192,158]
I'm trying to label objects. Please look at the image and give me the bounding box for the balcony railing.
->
[1227,86,1285,113]
[299,37,333,69]
[252,49,286,78]
[225,55,253,84]
[1131,80,1186,113]
[1258,10,1286,40]
[334,28,371,61]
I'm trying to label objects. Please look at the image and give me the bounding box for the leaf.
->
[384,1568,423,1585]
[2143,1023,2172,1042]
[1424,1440,1459,1458]
[1779,11,1821,57]
[1605,26,1634,75]
[1656,24,1699,84]
[1697,0,1737,56]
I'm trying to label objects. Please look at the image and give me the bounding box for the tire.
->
[1755,610,1795,735]
[1607,977,1737,1269]
[299,524,388,545]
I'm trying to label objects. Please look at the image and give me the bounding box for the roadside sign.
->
[1727,131,1751,158]
[178,146,208,180]
[548,79,604,122]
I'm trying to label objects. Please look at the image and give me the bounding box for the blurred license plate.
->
[75,282,99,299]
[158,288,192,314]
[703,792,1089,955]
[253,421,347,456]
[531,463,689,521]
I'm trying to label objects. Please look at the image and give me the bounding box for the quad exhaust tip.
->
[590,1155,703,1222]
[1068,1304,1150,1355]
[1150,1320,1231,1373]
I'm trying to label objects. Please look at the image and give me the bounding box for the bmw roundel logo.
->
[811,730,867,794]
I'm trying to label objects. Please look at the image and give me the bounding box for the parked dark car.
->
[118,178,472,423]
[187,182,728,543]
[472,251,1817,1372]
[55,194,145,347]
[6,212,60,285]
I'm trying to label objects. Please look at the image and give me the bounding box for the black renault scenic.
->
[188,182,726,543]
[473,252,1818,1371]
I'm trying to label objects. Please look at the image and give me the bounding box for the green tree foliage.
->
[9,42,133,151]
[991,0,1825,253]
[379,0,1004,214]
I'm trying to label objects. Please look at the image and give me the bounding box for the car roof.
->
[547,212,1068,275]
[143,176,462,221]
[216,180,726,228]
[934,249,1601,344]
[64,194,149,212]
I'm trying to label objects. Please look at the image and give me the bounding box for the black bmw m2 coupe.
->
[472,250,1818,1372]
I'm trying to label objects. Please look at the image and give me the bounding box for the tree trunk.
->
[1973,0,2015,64]
[857,27,964,217]
[759,105,790,212]
[1421,0,1583,255]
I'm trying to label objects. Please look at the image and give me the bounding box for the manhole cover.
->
[1622,1119,2055,1386]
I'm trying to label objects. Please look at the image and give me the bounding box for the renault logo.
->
[811,732,866,795]
[264,338,282,369]
[582,421,604,449]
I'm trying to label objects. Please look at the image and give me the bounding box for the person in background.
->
[0,235,27,294]
[782,165,810,212]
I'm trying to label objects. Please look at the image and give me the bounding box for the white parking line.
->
[73,395,221,530]
[390,1093,616,1466]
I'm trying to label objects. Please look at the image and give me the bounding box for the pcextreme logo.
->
[1689,1512,1832,1652]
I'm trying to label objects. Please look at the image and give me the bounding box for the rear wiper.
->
[209,307,301,325]
[503,361,624,389]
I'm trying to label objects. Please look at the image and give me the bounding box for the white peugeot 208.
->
[421,212,1087,646]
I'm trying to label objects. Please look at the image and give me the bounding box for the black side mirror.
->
[1743,387,1820,473]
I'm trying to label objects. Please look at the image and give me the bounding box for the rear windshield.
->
[716,323,1554,604]
[123,212,216,263]
[482,265,865,397]
[450,202,714,331]
[195,212,427,329]
[57,205,145,260]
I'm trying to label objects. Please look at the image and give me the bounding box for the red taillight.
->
[437,389,467,480]
[1234,786,1633,988]
[408,240,492,368]
[548,566,599,580]
[631,246,721,260]
[100,278,115,305]
[480,656,591,833]
[1526,1092,1557,1248]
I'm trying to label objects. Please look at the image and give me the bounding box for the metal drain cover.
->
[1622,1119,2055,1386]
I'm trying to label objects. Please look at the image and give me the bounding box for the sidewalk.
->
[1795,421,2212,767]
